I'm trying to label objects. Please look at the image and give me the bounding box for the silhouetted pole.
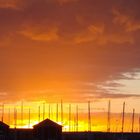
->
[43,102,45,120]
[139,116,140,133]
[107,100,111,132]
[74,115,76,132]
[21,101,23,126]
[132,108,135,133]
[28,108,30,128]
[88,101,91,131]
[51,105,53,120]
[38,106,40,122]
[8,108,10,126]
[69,104,71,131]
[72,116,74,131]
[14,107,17,128]
[76,105,78,132]
[122,102,125,133]
[48,104,50,119]
[1,104,4,122]
[61,100,63,125]
[56,103,58,122]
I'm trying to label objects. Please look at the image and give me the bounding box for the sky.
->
[0,0,140,130]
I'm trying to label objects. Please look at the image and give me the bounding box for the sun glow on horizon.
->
[0,101,140,132]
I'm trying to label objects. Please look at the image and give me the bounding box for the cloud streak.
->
[113,9,140,32]
[20,25,59,42]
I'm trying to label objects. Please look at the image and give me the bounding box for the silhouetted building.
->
[0,121,9,140]
[33,119,62,140]
[10,129,33,140]
[0,119,62,140]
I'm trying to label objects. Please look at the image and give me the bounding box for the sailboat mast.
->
[43,102,45,120]
[28,108,30,128]
[38,106,40,122]
[8,108,10,126]
[14,107,17,128]
[69,104,71,131]
[56,103,58,122]
[61,100,63,125]
[132,108,135,133]
[107,100,111,132]
[48,104,50,119]
[76,105,78,132]
[1,104,4,122]
[139,116,140,133]
[122,102,125,133]
[74,115,76,132]
[88,101,91,131]
[21,101,23,126]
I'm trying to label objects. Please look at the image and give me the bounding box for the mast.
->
[56,103,58,122]
[76,105,78,132]
[107,100,111,132]
[139,116,140,133]
[88,101,91,131]
[51,104,53,120]
[74,115,76,132]
[48,104,50,119]
[28,108,30,128]
[122,102,125,133]
[69,104,71,131]
[131,108,135,133]
[61,100,63,125]
[43,102,45,120]
[38,106,40,122]
[14,107,17,128]
[8,108,10,126]
[1,104,4,122]
[21,101,23,127]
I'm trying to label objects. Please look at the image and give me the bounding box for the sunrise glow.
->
[0,0,140,136]
[0,101,139,132]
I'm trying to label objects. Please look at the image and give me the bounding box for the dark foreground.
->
[63,132,140,140]
[1,120,140,140]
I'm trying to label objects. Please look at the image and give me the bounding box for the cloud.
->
[98,92,140,99]
[74,24,134,45]
[19,25,59,42]
[113,9,140,32]
[5,85,140,103]
[0,0,22,9]
[0,92,8,101]
[56,0,79,5]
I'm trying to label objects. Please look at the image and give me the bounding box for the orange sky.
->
[0,0,140,131]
